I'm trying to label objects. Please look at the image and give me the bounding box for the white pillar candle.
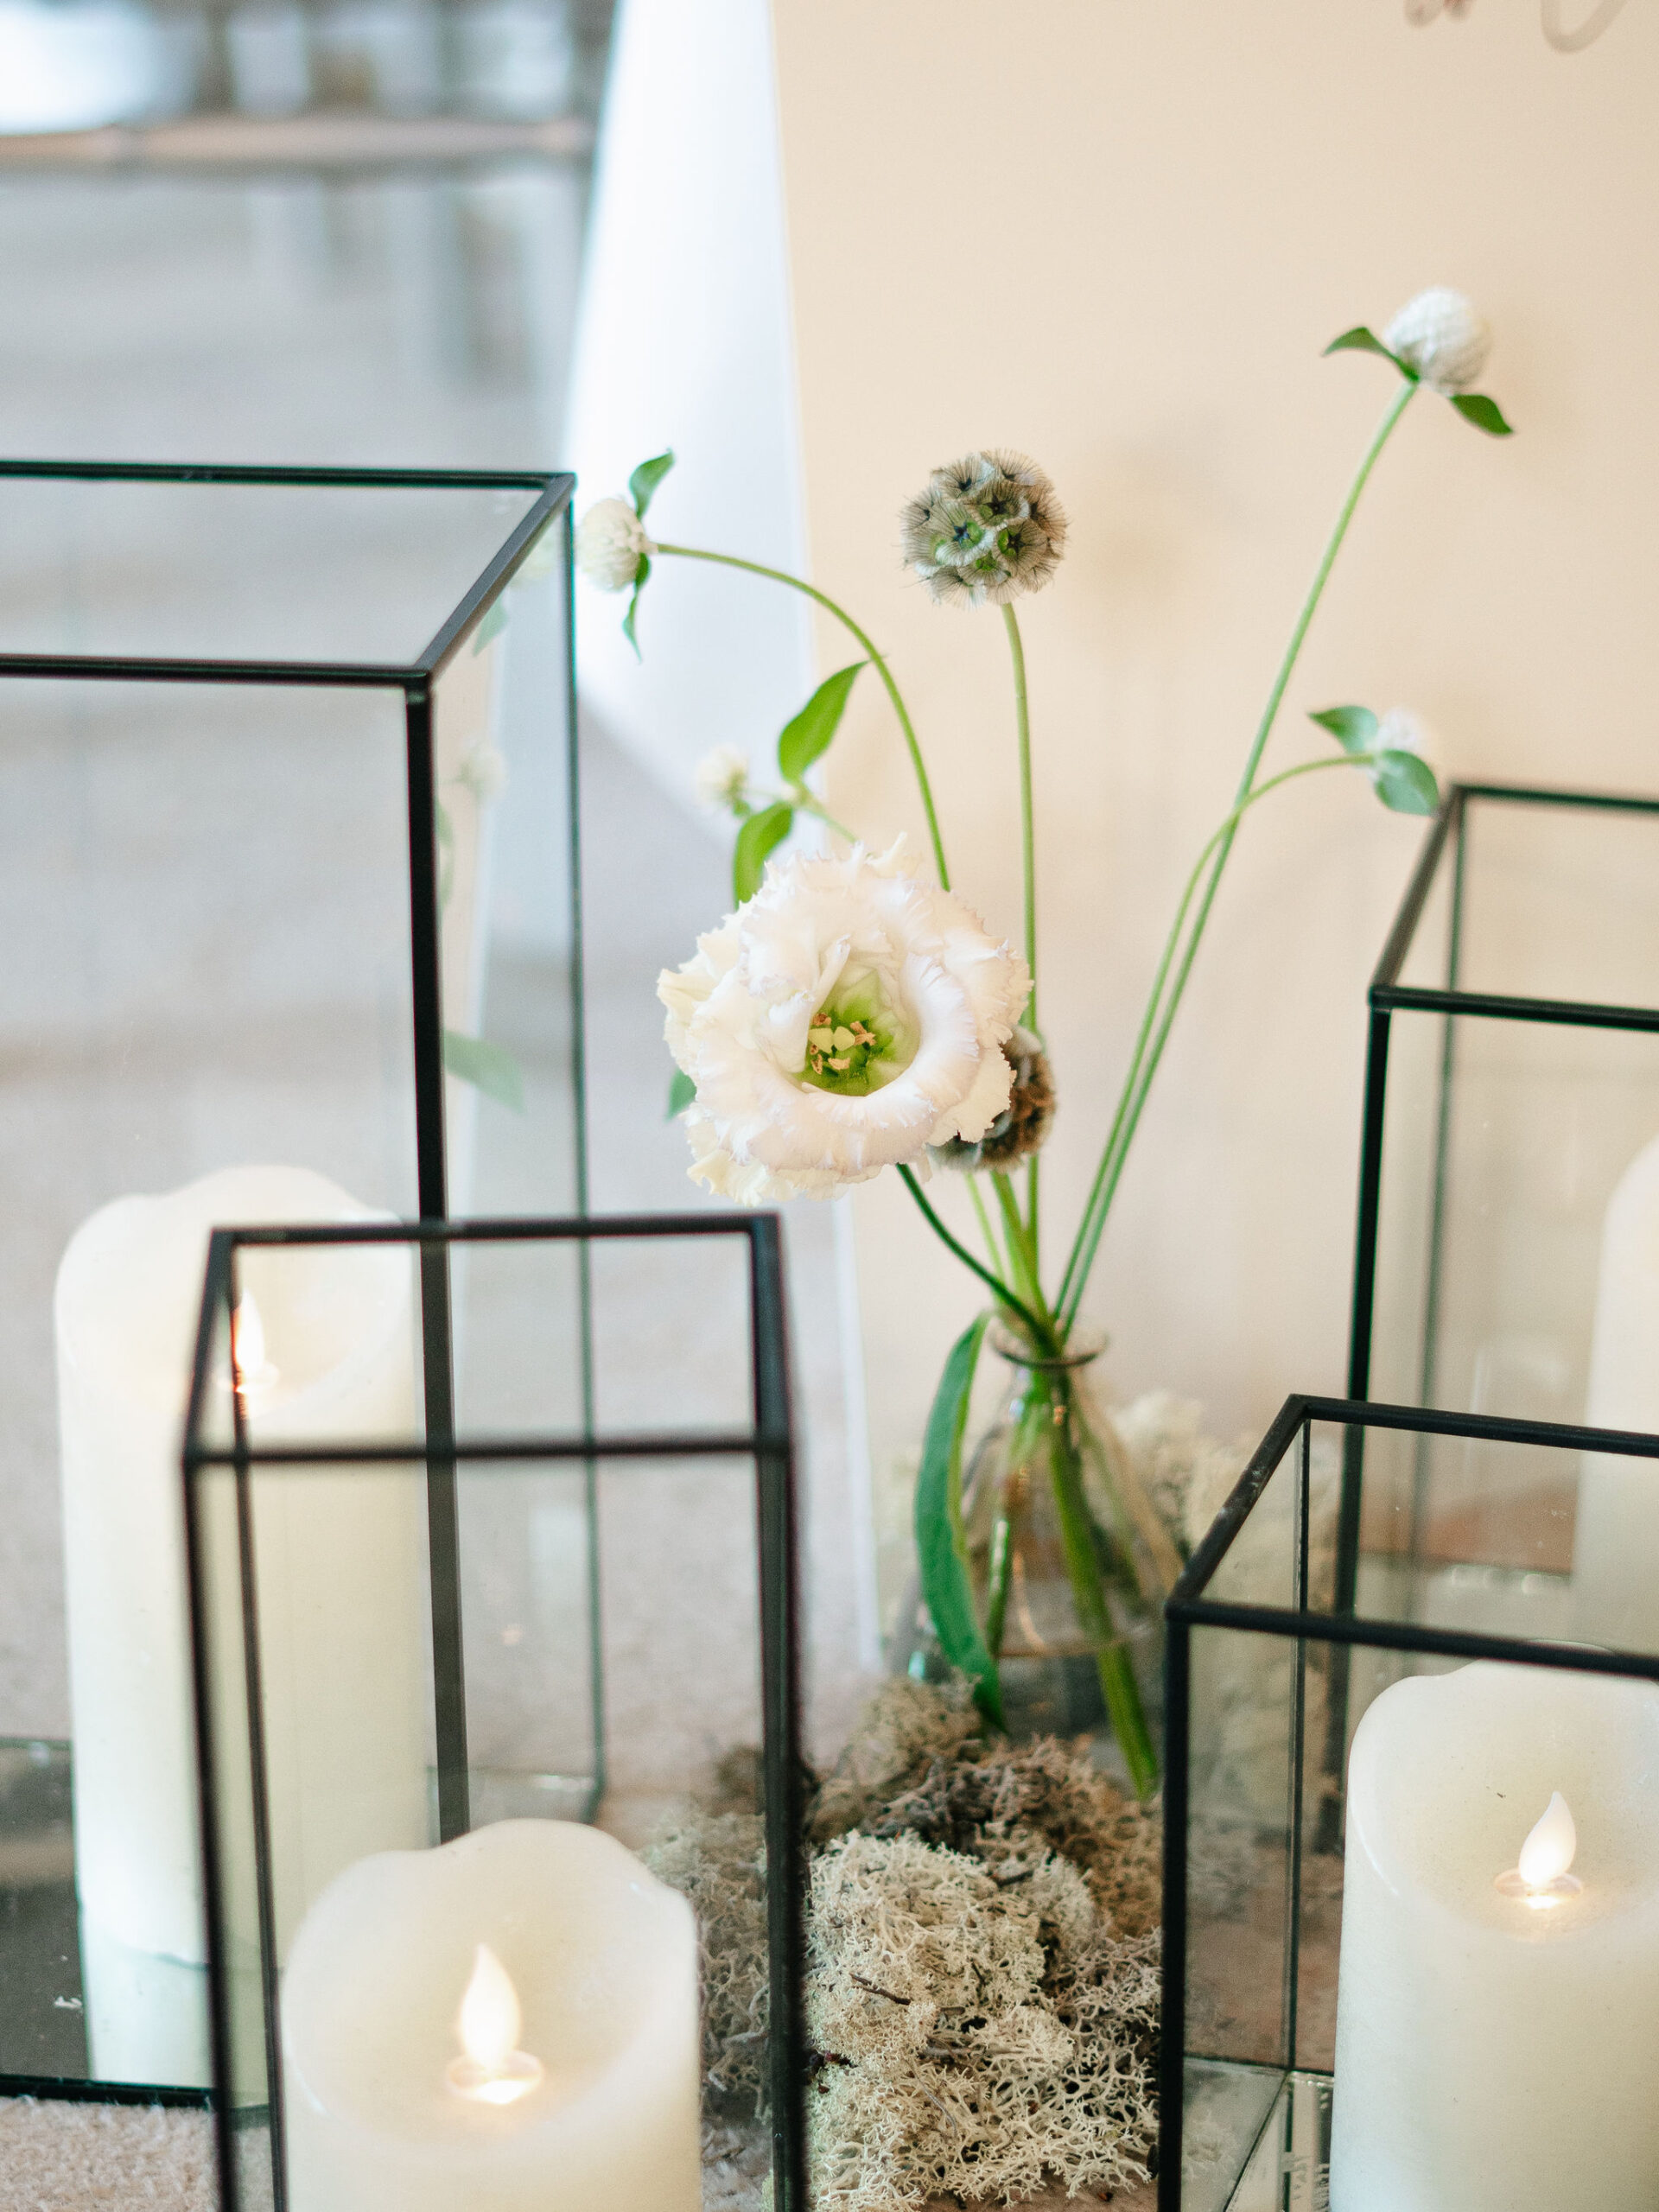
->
[1574,1131,1659,1649]
[1329,1660,1659,2212]
[281,1818,703,2212]
[55,1163,430,2075]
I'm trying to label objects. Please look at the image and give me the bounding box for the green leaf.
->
[1308,704,1381,756]
[915,1316,1002,1725]
[1451,391,1514,437]
[621,554,650,658]
[733,801,793,903]
[1324,326,1414,377]
[471,599,508,653]
[628,450,675,518]
[666,1067,696,1119]
[1370,748,1441,817]
[777,661,865,786]
[442,1030,526,1112]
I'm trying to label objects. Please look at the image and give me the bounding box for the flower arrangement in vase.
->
[578,288,1511,1798]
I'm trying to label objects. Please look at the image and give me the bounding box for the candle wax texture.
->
[1329,1660,1659,2212]
[54,1164,429,2022]
[1575,1131,1659,1650]
[282,1819,703,2212]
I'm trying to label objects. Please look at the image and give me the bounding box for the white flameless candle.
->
[55,1164,430,2074]
[281,1819,702,2212]
[1329,1661,1659,2212]
[1575,1131,1659,1650]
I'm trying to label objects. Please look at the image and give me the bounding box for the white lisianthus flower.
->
[1382,288,1491,394]
[696,744,751,812]
[658,836,1030,1203]
[575,497,656,591]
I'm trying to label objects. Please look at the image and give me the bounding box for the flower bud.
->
[575,497,656,592]
[695,744,750,813]
[1382,289,1491,394]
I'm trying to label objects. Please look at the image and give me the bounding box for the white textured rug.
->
[0,2098,213,2211]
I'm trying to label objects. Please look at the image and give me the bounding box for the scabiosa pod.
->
[929,1027,1055,1173]
[901,450,1068,607]
[657,836,1029,1204]
[1325,289,1512,435]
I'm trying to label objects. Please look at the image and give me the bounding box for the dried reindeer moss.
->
[650,1681,1163,2211]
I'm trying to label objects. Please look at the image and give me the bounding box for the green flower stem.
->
[1047,1374,1158,1797]
[966,1173,1008,1283]
[654,542,951,888]
[1057,378,1419,1327]
[1058,752,1365,1331]
[990,1170,1043,1318]
[982,1507,1014,1664]
[1002,604,1037,1029]
[898,1166,1052,1347]
[1001,603,1041,1259]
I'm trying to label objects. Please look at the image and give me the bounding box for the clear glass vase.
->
[893,1327,1179,1796]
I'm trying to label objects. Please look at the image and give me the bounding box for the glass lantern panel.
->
[0,476,542,666]
[432,519,580,1222]
[1370,1010,1659,1426]
[188,1223,799,2212]
[1180,1616,1299,2212]
[1452,795,1659,1009]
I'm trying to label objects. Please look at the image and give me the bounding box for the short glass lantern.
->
[1349,781,1659,1485]
[1161,1391,1659,2212]
[182,1212,806,2212]
[0,461,585,2104]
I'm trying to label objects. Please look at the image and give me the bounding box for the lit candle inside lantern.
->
[448,1946,543,2106]
[54,1164,429,2082]
[1329,1662,1659,2211]
[1495,1789,1582,1905]
[282,1819,702,2212]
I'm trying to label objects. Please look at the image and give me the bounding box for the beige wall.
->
[766,0,1659,1512]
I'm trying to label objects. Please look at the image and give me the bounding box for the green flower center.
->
[799,992,910,1096]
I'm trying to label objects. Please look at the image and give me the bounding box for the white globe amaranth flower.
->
[1375,708,1430,757]
[575,496,656,592]
[695,744,750,813]
[658,836,1030,1204]
[1382,289,1491,394]
[458,736,508,803]
[901,450,1067,607]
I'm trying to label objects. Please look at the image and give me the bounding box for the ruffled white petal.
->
[658,836,1028,1203]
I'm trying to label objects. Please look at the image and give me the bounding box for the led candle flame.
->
[231,1293,278,1402]
[1496,1789,1584,1906]
[447,1944,543,2106]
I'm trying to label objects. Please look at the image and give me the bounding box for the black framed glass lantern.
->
[181,1212,805,2212]
[1349,780,1659,1458]
[0,461,584,2105]
[1161,1392,1659,2212]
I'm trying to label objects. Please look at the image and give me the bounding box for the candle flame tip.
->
[1517,1789,1577,1891]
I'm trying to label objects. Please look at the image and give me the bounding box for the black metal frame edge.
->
[1170,1391,1659,1664]
[0,2072,213,2108]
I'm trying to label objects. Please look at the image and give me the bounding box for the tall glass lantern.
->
[0,461,585,2104]
[1348,782,1659,1573]
[1161,1393,1659,2212]
[183,1213,805,2212]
